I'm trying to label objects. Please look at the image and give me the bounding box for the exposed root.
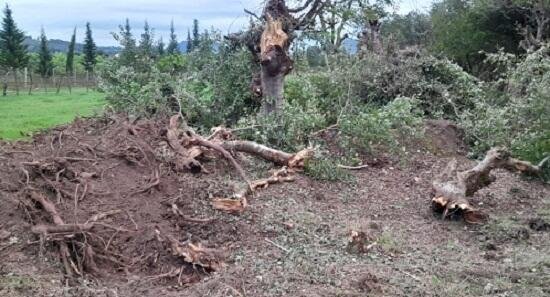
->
[28,192,75,277]
[155,228,226,271]
[432,147,548,224]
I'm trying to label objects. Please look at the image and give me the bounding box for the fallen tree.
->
[432,147,549,224]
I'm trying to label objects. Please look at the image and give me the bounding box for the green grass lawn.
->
[0,89,105,140]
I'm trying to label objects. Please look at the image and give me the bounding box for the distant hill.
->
[23,36,121,56]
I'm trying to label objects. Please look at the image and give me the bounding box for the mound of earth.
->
[1,115,549,297]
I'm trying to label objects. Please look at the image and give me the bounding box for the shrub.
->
[460,45,550,167]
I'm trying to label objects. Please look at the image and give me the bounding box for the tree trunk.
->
[13,68,19,95]
[28,72,33,95]
[259,17,293,116]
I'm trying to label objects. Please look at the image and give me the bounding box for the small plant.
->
[304,157,353,182]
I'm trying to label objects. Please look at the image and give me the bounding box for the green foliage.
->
[0,4,28,70]
[381,11,432,48]
[99,61,173,116]
[66,28,76,75]
[192,19,200,50]
[460,45,550,166]
[139,21,154,59]
[37,28,53,78]
[113,19,137,66]
[82,22,97,72]
[166,20,179,55]
[430,0,523,74]
[304,157,353,182]
[338,97,424,154]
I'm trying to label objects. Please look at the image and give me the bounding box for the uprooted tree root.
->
[432,147,549,224]
[10,114,313,281]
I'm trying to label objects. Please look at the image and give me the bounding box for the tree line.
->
[0,5,97,95]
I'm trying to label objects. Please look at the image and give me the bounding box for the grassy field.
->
[0,89,105,140]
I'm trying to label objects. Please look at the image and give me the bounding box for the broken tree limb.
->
[221,140,312,168]
[432,147,548,224]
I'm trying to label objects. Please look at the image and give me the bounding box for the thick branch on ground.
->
[222,140,312,167]
[432,148,548,224]
[212,167,298,213]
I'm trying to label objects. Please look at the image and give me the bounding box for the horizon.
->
[0,0,434,47]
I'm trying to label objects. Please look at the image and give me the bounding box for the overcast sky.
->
[0,0,434,46]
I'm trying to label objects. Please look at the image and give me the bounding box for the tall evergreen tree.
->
[37,28,53,78]
[81,22,97,73]
[192,19,200,49]
[186,29,192,52]
[157,37,165,56]
[66,27,76,75]
[166,20,179,54]
[139,21,154,58]
[0,4,29,95]
[114,18,137,65]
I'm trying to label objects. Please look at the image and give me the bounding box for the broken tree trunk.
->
[260,16,292,115]
[432,147,549,224]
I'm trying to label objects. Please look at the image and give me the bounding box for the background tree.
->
[82,22,97,73]
[66,27,76,76]
[166,20,179,54]
[157,37,165,56]
[37,28,53,79]
[430,0,523,74]
[381,11,432,48]
[0,4,29,95]
[192,19,200,49]
[186,29,192,52]
[113,19,137,65]
[139,21,154,59]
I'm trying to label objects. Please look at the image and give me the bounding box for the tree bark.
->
[12,68,19,95]
[432,148,549,223]
[259,16,293,116]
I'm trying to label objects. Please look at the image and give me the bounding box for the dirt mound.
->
[1,116,549,297]
[0,115,260,288]
[424,119,467,156]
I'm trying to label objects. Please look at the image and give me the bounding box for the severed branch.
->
[432,148,549,224]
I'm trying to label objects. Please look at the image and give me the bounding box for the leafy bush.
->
[460,45,550,166]
[338,97,424,155]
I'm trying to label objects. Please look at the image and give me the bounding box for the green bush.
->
[460,45,550,166]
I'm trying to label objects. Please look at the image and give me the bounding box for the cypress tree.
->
[114,19,137,65]
[186,29,192,52]
[139,21,154,58]
[37,28,53,78]
[166,20,179,54]
[81,22,97,73]
[157,37,165,56]
[0,4,29,95]
[192,19,200,49]
[65,27,76,75]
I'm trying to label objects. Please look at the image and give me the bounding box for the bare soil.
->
[1,116,549,297]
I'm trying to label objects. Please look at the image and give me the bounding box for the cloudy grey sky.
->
[0,0,434,46]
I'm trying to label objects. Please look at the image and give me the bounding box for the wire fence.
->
[1,69,99,95]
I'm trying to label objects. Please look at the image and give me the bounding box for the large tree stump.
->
[432,148,549,224]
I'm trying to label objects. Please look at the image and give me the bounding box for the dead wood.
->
[28,192,74,277]
[155,229,226,271]
[432,148,548,223]
[221,141,312,168]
